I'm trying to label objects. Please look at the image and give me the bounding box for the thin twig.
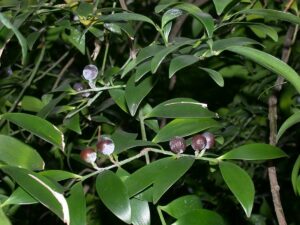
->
[52,57,74,91]
[267,13,299,225]
[119,0,128,10]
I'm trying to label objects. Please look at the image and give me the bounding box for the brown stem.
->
[267,18,299,225]
[119,0,128,10]
[52,57,75,91]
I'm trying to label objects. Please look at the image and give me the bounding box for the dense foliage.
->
[1,0,300,224]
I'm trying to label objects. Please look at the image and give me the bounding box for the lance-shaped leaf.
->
[125,75,156,116]
[130,198,151,225]
[1,113,65,151]
[1,187,38,206]
[277,111,300,141]
[227,46,300,93]
[99,13,156,27]
[145,98,215,119]
[2,166,70,224]
[237,9,300,25]
[162,9,184,28]
[152,118,220,143]
[292,155,300,195]
[212,0,233,15]
[0,135,44,170]
[169,55,199,78]
[219,143,287,161]
[0,207,11,225]
[199,67,224,87]
[96,170,131,224]
[213,37,261,53]
[67,182,86,225]
[219,161,255,217]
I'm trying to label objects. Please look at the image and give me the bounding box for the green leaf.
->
[172,209,225,225]
[160,195,202,219]
[20,96,44,112]
[2,166,70,224]
[134,61,152,82]
[277,111,300,141]
[151,39,195,73]
[124,157,171,197]
[99,13,156,27]
[40,170,82,182]
[152,118,220,143]
[162,8,184,28]
[291,154,300,195]
[219,143,287,161]
[153,157,194,203]
[63,113,82,134]
[213,37,261,53]
[109,89,128,113]
[219,161,255,217]
[169,55,199,78]
[238,9,300,25]
[228,46,300,94]
[199,67,224,87]
[2,187,38,206]
[130,198,150,225]
[0,135,44,170]
[96,170,131,224]
[0,12,28,64]
[145,98,216,119]
[64,27,85,54]
[137,44,164,65]
[212,0,233,15]
[1,113,65,151]
[175,3,214,38]
[249,24,278,42]
[125,75,156,116]
[67,182,86,225]
[0,207,11,225]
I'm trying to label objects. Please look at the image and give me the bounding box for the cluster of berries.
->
[169,132,215,155]
[80,137,115,164]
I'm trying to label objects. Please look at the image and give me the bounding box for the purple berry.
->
[80,147,97,163]
[191,134,207,151]
[169,136,186,153]
[202,132,215,149]
[83,64,98,80]
[96,137,115,155]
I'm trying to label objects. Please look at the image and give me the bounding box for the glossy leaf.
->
[63,113,82,134]
[0,12,27,64]
[175,3,214,38]
[67,182,86,225]
[213,37,260,53]
[99,13,156,27]
[292,154,300,195]
[212,0,233,15]
[145,98,215,119]
[152,118,220,143]
[40,170,82,182]
[162,8,184,28]
[228,46,300,93]
[130,198,151,225]
[136,44,164,65]
[65,27,85,54]
[151,39,195,73]
[125,75,156,116]
[2,187,38,206]
[0,135,44,170]
[109,89,128,113]
[1,113,65,151]
[219,143,287,160]
[0,207,11,225]
[219,161,255,217]
[277,111,300,141]
[153,157,194,203]
[21,96,44,112]
[249,24,278,42]
[160,195,202,219]
[96,170,131,224]
[199,67,224,87]
[2,166,70,224]
[124,157,172,197]
[172,209,225,225]
[134,60,152,82]
[238,9,300,25]
[169,55,199,78]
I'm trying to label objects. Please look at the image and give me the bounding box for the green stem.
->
[139,111,150,164]
[9,45,46,113]
[157,206,167,225]
[101,38,110,76]
[73,85,126,94]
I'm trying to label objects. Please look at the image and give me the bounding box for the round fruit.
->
[202,132,215,149]
[83,64,98,80]
[73,82,84,92]
[96,137,115,155]
[169,136,186,154]
[191,134,207,151]
[80,147,97,163]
